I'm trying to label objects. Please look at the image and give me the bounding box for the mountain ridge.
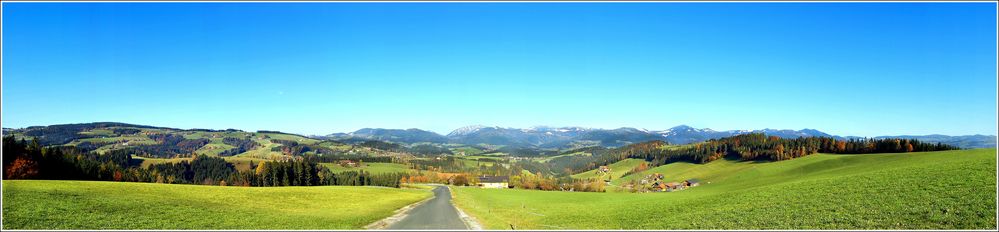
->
[320,124,995,149]
[6,122,992,149]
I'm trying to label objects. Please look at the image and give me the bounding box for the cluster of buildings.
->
[597,165,611,174]
[338,160,360,167]
[627,173,701,193]
[477,175,510,188]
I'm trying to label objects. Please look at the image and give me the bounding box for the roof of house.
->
[478,175,509,183]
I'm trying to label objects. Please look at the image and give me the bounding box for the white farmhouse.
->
[477,175,509,189]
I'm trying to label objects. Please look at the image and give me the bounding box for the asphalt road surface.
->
[386,186,469,230]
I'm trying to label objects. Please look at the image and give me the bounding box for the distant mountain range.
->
[321,125,997,149]
[4,122,992,149]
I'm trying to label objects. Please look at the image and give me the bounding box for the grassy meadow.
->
[1,180,431,229]
[453,149,997,230]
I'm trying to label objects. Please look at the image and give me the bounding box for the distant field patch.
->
[2,180,431,229]
[320,162,411,175]
[541,151,592,162]
[452,146,485,155]
[570,158,646,181]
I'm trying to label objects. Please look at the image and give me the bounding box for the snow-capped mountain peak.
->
[447,125,488,137]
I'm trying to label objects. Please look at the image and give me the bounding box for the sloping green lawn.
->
[454,149,997,230]
[2,180,431,229]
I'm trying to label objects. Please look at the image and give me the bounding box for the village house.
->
[651,181,683,192]
[598,166,611,173]
[477,175,509,189]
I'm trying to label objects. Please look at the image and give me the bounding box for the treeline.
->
[629,133,960,166]
[300,153,394,163]
[509,172,605,192]
[3,138,135,181]
[74,140,117,153]
[2,136,404,188]
[112,128,141,135]
[253,160,404,187]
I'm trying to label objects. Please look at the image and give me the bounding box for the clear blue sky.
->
[2,3,996,137]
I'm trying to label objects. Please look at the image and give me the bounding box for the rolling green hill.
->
[1,180,431,229]
[3,123,400,166]
[453,149,997,230]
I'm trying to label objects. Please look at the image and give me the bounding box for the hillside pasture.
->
[454,149,997,230]
[570,158,646,181]
[134,156,194,168]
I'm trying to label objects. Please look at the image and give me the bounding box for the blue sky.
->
[2,3,996,136]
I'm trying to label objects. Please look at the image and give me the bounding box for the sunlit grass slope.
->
[2,180,431,229]
[570,158,646,181]
[453,149,997,230]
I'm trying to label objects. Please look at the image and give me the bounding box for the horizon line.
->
[2,121,995,138]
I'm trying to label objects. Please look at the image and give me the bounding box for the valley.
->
[1,122,996,230]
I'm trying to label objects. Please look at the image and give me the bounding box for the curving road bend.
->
[386,186,469,230]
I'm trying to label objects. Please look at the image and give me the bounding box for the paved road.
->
[387,186,469,230]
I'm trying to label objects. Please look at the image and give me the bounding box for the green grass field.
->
[457,156,498,167]
[452,146,486,155]
[320,162,412,175]
[570,158,646,181]
[2,180,431,229]
[195,142,235,156]
[454,149,997,230]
